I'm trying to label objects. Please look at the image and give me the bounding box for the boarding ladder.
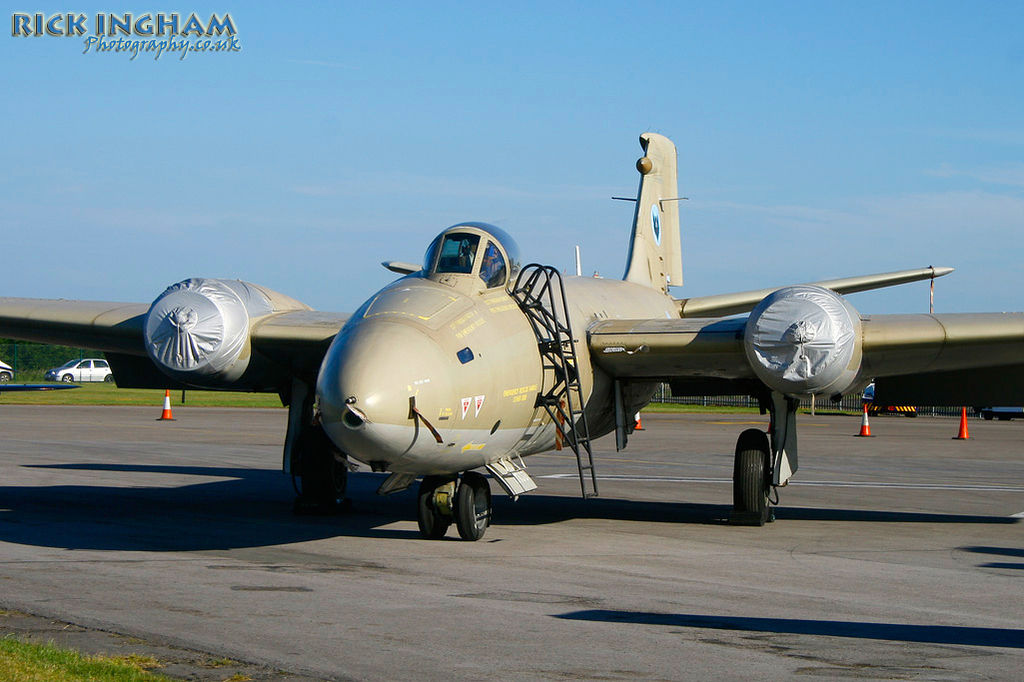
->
[510,264,598,498]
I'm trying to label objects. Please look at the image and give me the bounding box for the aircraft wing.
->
[675,266,952,318]
[0,296,349,391]
[249,310,351,376]
[589,311,1024,403]
[588,317,758,396]
[863,313,1024,405]
[0,298,150,352]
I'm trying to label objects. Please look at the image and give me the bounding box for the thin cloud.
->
[926,163,1024,189]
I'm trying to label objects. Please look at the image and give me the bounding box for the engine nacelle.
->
[144,278,307,388]
[744,285,863,398]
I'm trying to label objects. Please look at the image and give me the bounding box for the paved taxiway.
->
[1,405,1023,680]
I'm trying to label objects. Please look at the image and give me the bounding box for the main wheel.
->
[731,428,771,526]
[0,371,11,383]
[455,472,491,541]
[300,449,348,506]
[61,374,74,383]
[103,374,114,383]
[417,475,454,540]
[293,426,348,515]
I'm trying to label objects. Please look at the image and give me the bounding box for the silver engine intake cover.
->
[144,278,273,385]
[744,285,862,397]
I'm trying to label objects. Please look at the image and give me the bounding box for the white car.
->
[44,358,114,383]
[0,360,12,383]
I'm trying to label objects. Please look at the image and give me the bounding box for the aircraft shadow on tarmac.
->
[0,464,1017,552]
[554,611,1024,649]
[960,546,1024,570]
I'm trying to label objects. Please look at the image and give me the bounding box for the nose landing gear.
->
[455,472,492,540]
[417,471,492,541]
[417,475,455,539]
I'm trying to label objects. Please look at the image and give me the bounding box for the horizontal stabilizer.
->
[676,267,953,318]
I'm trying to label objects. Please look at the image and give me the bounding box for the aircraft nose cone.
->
[316,319,453,466]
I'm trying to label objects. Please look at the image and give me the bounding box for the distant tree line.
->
[0,339,104,378]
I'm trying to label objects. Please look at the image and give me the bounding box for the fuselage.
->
[316,224,677,476]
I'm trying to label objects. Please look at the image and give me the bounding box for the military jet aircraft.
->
[2,133,1022,540]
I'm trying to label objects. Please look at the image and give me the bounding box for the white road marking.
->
[539,473,1024,492]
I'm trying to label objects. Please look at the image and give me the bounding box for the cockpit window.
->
[479,241,507,288]
[435,233,480,274]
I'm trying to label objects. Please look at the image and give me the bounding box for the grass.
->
[642,402,761,414]
[0,384,863,415]
[0,383,284,408]
[0,637,175,681]
[643,401,861,416]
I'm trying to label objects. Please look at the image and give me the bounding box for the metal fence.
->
[651,384,967,418]
[0,342,101,381]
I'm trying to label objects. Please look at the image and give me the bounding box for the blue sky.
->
[2,2,1022,314]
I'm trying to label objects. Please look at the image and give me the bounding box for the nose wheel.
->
[455,472,492,540]
[417,475,455,539]
[417,472,492,541]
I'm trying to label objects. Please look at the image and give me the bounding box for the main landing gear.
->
[293,423,350,515]
[730,429,772,526]
[284,379,350,515]
[729,393,798,526]
[417,471,492,541]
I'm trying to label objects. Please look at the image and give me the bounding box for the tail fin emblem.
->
[651,204,662,246]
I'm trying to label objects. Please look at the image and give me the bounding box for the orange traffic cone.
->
[158,389,175,421]
[634,412,644,431]
[856,403,873,437]
[952,407,970,440]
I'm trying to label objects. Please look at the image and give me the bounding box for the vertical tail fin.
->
[622,132,683,294]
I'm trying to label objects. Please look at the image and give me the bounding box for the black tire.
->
[294,426,348,514]
[61,374,74,383]
[455,472,491,541]
[998,414,1011,421]
[301,450,348,505]
[732,428,771,526]
[103,374,114,383]
[417,475,453,540]
[0,371,11,383]
[983,412,994,421]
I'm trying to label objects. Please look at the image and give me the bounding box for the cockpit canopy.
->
[423,222,521,289]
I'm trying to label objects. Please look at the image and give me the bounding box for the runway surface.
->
[1,405,1023,680]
